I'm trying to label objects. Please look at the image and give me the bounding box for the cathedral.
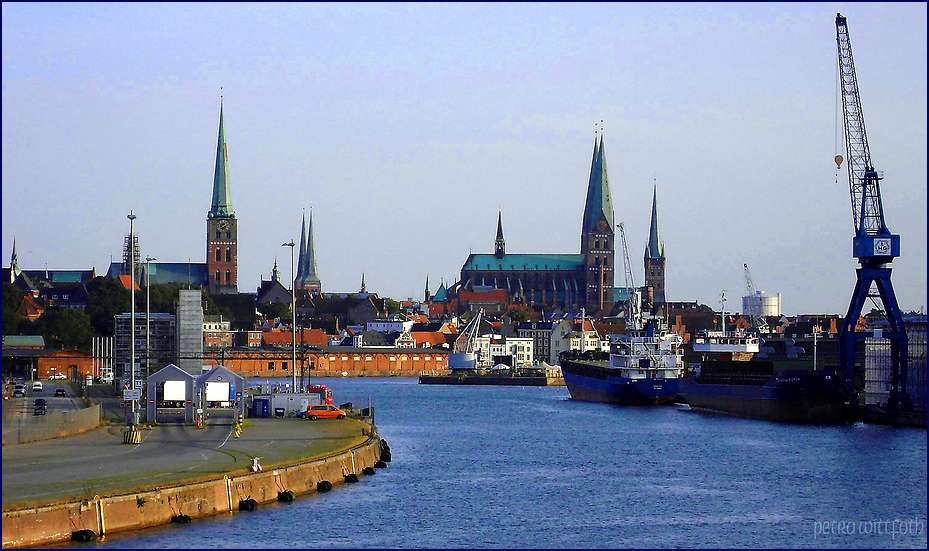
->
[454,134,666,315]
[457,135,616,315]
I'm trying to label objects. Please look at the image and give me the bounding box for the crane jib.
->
[835,13,900,260]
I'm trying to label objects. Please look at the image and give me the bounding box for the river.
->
[50,377,927,549]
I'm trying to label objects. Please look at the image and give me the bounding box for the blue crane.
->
[835,13,909,409]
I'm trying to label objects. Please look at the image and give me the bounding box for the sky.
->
[2,2,926,316]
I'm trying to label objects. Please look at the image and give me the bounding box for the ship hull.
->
[561,360,679,405]
[678,370,853,424]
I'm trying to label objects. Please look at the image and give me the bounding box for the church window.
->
[595,239,600,249]
[225,270,231,282]
[214,271,220,282]
[226,231,231,239]
[215,248,221,262]
[216,231,221,239]
[225,247,231,262]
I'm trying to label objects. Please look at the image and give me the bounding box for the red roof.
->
[262,328,332,347]
[117,275,141,291]
[409,331,449,348]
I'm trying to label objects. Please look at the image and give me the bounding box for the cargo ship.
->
[677,329,855,423]
[560,315,684,405]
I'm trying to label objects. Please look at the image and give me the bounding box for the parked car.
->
[49,374,67,381]
[304,404,346,420]
[54,388,67,397]
[32,381,43,392]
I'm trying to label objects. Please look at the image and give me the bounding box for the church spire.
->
[272,257,280,282]
[299,208,321,293]
[10,238,20,282]
[361,273,367,293]
[494,209,505,259]
[581,134,614,233]
[208,97,234,219]
[296,210,307,281]
[425,275,430,302]
[645,184,665,259]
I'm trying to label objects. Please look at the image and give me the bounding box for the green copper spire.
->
[300,209,320,285]
[582,135,614,233]
[645,184,665,259]
[208,99,234,218]
[296,211,307,281]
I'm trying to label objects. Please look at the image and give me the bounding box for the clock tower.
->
[206,99,237,294]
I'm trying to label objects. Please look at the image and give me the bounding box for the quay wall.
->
[1,436,381,549]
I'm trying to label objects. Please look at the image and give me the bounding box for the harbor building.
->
[865,314,927,412]
[456,135,616,315]
[113,312,177,386]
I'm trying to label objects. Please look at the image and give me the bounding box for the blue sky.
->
[2,2,926,315]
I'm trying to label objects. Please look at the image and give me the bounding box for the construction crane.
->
[743,263,770,334]
[835,13,908,409]
[617,223,640,330]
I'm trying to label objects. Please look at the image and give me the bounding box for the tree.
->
[29,307,94,350]
[258,301,293,324]
[505,306,530,324]
[384,298,400,316]
[2,280,26,335]
[85,276,131,336]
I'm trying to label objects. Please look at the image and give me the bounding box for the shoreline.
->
[1,419,386,548]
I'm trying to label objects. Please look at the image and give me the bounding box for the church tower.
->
[644,184,666,305]
[206,98,238,294]
[580,134,615,313]
[295,209,321,295]
[494,210,506,259]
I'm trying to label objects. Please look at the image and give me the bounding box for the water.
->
[58,377,926,549]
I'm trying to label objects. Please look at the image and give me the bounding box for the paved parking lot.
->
[2,381,372,511]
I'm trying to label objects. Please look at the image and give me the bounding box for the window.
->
[216,231,221,239]
[215,271,220,281]
[225,247,231,262]
[282,362,288,370]
[225,270,231,282]
[63,294,69,300]
[226,231,231,239]
[268,361,275,370]
[215,248,221,261]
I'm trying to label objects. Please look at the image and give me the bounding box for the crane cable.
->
[834,55,841,187]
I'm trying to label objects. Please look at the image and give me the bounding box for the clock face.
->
[218,220,230,231]
[596,220,608,231]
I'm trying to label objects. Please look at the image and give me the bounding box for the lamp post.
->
[146,256,156,378]
[127,211,137,429]
[282,241,297,394]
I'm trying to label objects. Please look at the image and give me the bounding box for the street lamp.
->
[146,256,156,378]
[282,241,297,394]
[127,211,137,429]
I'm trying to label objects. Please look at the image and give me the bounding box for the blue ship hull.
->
[677,369,854,423]
[561,360,679,405]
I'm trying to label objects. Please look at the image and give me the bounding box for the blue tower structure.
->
[835,13,908,409]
